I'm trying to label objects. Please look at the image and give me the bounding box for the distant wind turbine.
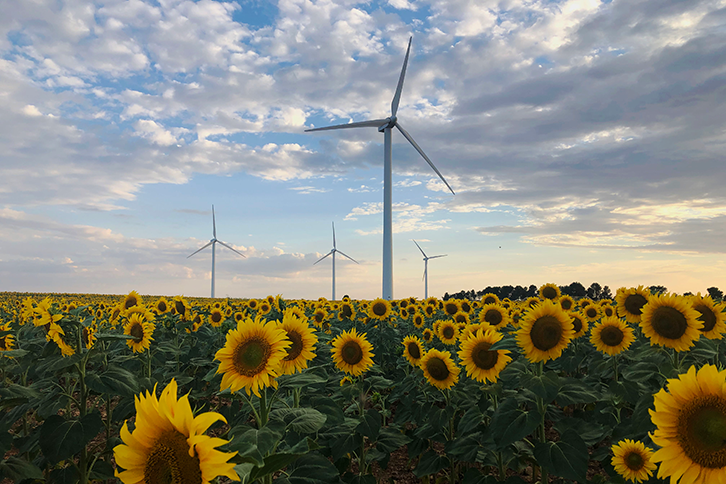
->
[413,240,446,299]
[314,222,359,301]
[187,205,245,298]
[306,37,455,300]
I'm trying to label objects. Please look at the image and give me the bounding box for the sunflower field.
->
[1,285,725,484]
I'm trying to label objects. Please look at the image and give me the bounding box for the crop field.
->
[0,286,724,484]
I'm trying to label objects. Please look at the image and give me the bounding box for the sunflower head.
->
[690,293,726,339]
[452,311,469,325]
[515,300,574,363]
[422,328,434,342]
[123,314,155,353]
[443,300,460,316]
[368,298,392,320]
[569,311,589,339]
[331,328,375,376]
[122,290,143,311]
[480,293,500,306]
[478,303,510,329]
[616,286,650,323]
[539,283,561,301]
[419,349,459,390]
[458,328,511,384]
[436,320,459,345]
[559,295,575,311]
[611,439,656,484]
[590,316,635,356]
[640,293,702,352]
[402,335,424,367]
[412,312,425,328]
[277,310,318,375]
[583,304,602,322]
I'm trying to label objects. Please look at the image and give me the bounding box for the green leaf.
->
[233,463,255,484]
[277,372,327,389]
[250,453,303,482]
[519,371,560,403]
[36,353,83,374]
[49,466,80,484]
[270,407,327,434]
[375,427,411,454]
[356,409,381,440]
[462,469,499,484]
[278,452,341,484]
[555,378,601,406]
[554,417,607,446]
[533,429,589,482]
[489,398,541,449]
[96,333,136,341]
[412,449,448,478]
[0,457,44,481]
[311,397,345,427]
[620,362,662,383]
[39,411,104,464]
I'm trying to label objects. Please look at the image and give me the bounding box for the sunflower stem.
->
[146,348,152,379]
[259,387,269,428]
[241,392,261,428]
[535,361,548,484]
[293,387,300,408]
[613,355,619,382]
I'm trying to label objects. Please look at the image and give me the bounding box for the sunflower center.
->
[423,330,433,341]
[472,342,498,370]
[600,325,624,346]
[144,430,202,484]
[651,306,688,340]
[542,287,558,300]
[442,326,455,340]
[426,357,450,381]
[407,342,421,360]
[484,310,502,326]
[604,306,614,317]
[372,302,387,317]
[561,299,573,310]
[314,312,325,323]
[414,315,423,326]
[571,317,583,334]
[130,323,144,342]
[530,316,564,351]
[174,301,186,316]
[693,304,717,333]
[586,307,598,318]
[425,307,434,316]
[461,302,471,313]
[625,451,644,471]
[483,296,496,305]
[624,294,647,316]
[342,305,353,318]
[678,395,726,467]
[233,337,272,377]
[283,330,303,361]
[341,341,363,365]
[158,301,167,312]
[454,314,466,324]
[125,297,138,310]
[211,312,222,323]
[444,303,458,316]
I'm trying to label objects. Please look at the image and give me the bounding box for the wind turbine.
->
[313,222,359,301]
[413,240,446,299]
[305,37,455,300]
[187,205,246,298]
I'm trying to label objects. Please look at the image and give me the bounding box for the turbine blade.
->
[428,254,447,259]
[187,241,213,258]
[332,221,336,249]
[212,205,216,239]
[395,122,456,195]
[313,251,333,265]
[391,36,412,117]
[305,118,388,132]
[412,239,427,257]
[216,240,246,258]
[336,250,359,264]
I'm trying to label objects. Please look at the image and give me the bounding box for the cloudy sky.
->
[1,0,724,300]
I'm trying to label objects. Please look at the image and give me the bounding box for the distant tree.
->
[649,285,667,296]
[683,292,693,296]
[601,286,613,300]
[567,282,587,298]
[443,292,450,301]
[527,285,538,298]
[500,285,514,300]
[707,287,723,301]
[587,283,603,300]
[511,285,527,301]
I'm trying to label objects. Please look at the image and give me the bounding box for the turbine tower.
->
[306,37,454,300]
[313,222,359,301]
[187,205,246,298]
[413,239,447,299]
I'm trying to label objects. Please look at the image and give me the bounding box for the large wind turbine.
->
[314,222,359,301]
[413,240,446,299]
[187,205,246,298]
[306,37,455,300]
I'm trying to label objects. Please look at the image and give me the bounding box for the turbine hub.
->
[378,116,397,132]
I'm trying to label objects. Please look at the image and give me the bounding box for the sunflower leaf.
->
[356,409,381,440]
[533,429,588,482]
[270,407,327,434]
[518,371,560,403]
[250,453,304,482]
[412,449,448,478]
[0,457,45,481]
[489,398,541,449]
[277,452,342,483]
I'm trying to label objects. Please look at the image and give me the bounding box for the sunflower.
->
[478,304,510,329]
[424,305,436,318]
[559,295,576,311]
[399,308,410,320]
[458,328,512,384]
[616,286,650,323]
[247,299,259,311]
[402,335,424,367]
[124,314,155,353]
[420,349,459,390]
[602,304,616,318]
[525,296,541,309]
[640,294,702,352]
[422,328,434,342]
[213,301,222,310]
[460,300,473,314]
[171,296,190,321]
[277,310,318,375]
[114,379,238,484]
[480,293,500,306]
[437,320,459,345]
[258,301,272,315]
[509,308,523,328]
[650,364,726,484]
[590,317,635,356]
[569,311,589,339]
[539,283,561,301]
[583,303,602,322]
[214,316,290,397]
[0,325,15,352]
[412,312,425,329]
[208,308,224,328]
[443,300,460,317]
[331,328,374,376]
[690,294,726,340]
[611,439,657,483]
[122,290,143,312]
[339,302,356,321]
[452,311,469,325]
[425,296,439,307]
[233,312,245,323]
[369,298,392,321]
[82,324,97,350]
[311,307,328,328]
[578,298,594,310]
[340,376,354,386]
[515,300,574,363]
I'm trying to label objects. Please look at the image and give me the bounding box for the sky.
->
[1,0,725,300]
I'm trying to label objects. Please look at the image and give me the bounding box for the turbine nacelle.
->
[378,116,397,132]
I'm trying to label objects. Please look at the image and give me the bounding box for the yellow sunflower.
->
[616,286,650,323]
[650,364,726,484]
[443,300,460,317]
[640,293,702,352]
[583,303,602,322]
[412,312,425,329]
[208,308,224,328]
[460,300,473,314]
[424,305,436,318]
[402,335,424,367]
[569,311,589,339]
[122,290,143,312]
[425,296,439,307]
[420,349,459,390]
[369,298,392,321]
[452,311,469,325]
[171,296,190,321]
[247,299,259,311]
[436,320,459,345]
[331,328,374,376]
[559,295,576,311]
[590,317,635,356]
[258,301,272,315]
[539,283,561,301]
[422,328,434,343]
[124,314,155,353]
[602,304,616,318]
[214,316,290,397]
[525,296,541,309]
[458,329,512,384]
[277,310,318,375]
[515,300,574,363]
[233,312,245,323]
[480,293,500,306]
[478,303,510,330]
[690,294,726,340]
[399,308,410,320]
[114,379,238,484]
[611,439,657,483]
[338,302,356,321]
[153,298,170,315]
[311,307,328,328]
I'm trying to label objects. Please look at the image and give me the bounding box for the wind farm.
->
[413,239,447,300]
[313,222,359,301]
